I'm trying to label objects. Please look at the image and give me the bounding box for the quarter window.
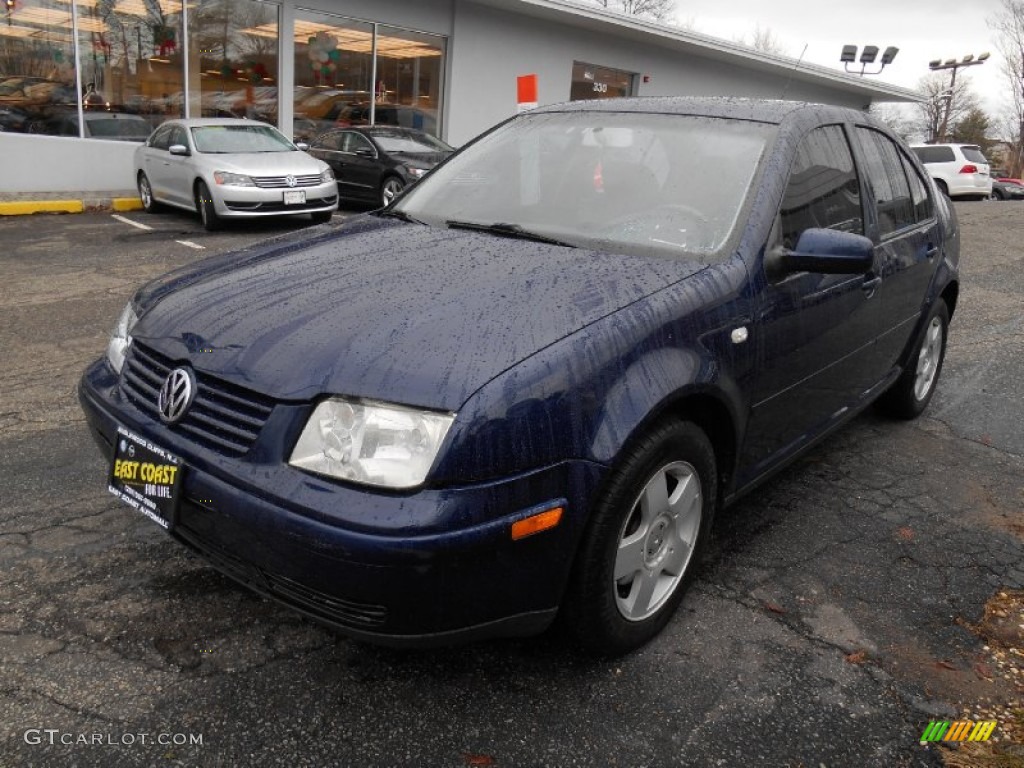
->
[780,125,863,249]
[856,128,916,236]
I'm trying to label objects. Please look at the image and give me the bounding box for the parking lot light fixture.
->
[930,53,989,142]
[841,44,898,75]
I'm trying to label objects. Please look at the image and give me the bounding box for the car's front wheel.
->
[137,172,159,213]
[195,180,221,231]
[877,299,949,419]
[564,419,716,656]
[380,176,405,207]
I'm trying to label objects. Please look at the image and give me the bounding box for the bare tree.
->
[915,71,979,143]
[988,0,1024,175]
[589,0,675,22]
[869,104,916,143]
[735,24,788,56]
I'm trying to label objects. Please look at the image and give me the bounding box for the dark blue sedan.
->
[79,98,959,655]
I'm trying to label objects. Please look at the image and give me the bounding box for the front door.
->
[739,124,888,483]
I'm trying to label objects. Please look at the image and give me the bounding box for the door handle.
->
[861,276,882,294]
[925,245,939,259]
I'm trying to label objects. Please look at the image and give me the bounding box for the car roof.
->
[531,97,860,125]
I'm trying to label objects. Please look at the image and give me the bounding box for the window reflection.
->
[374,25,443,137]
[189,0,278,123]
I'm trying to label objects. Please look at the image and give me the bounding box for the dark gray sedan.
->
[307,126,453,207]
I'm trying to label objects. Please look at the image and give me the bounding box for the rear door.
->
[141,124,174,200]
[852,127,942,370]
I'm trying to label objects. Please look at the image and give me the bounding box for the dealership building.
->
[0,0,918,195]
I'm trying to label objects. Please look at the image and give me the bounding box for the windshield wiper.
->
[377,209,426,225]
[445,220,576,248]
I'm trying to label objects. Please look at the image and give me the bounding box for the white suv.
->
[909,143,992,199]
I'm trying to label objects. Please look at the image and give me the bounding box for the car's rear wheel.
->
[310,210,333,224]
[564,419,716,656]
[990,189,1006,201]
[877,299,949,420]
[195,180,221,231]
[380,176,405,207]
[137,172,159,213]
[935,179,949,197]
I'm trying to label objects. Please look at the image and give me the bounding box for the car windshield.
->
[191,124,295,154]
[370,131,452,154]
[394,111,773,258]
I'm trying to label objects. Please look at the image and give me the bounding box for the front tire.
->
[876,299,949,419]
[564,420,716,656]
[380,176,405,207]
[137,172,159,212]
[195,180,221,231]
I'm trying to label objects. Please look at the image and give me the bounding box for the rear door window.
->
[856,128,915,237]
[912,146,956,164]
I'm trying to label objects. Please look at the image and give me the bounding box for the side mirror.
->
[168,144,189,156]
[769,228,874,275]
[354,146,376,158]
[294,141,309,151]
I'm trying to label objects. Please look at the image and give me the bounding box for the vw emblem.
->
[157,367,196,424]
[285,175,297,188]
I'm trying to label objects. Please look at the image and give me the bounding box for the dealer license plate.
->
[108,426,183,530]
[283,190,306,205]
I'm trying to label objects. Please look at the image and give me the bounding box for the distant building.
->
[0,0,919,194]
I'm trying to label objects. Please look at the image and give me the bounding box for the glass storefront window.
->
[190,0,279,125]
[291,12,373,142]
[570,61,636,101]
[0,0,79,135]
[76,0,185,138]
[374,25,443,137]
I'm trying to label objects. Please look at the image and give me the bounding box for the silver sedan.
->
[134,118,338,230]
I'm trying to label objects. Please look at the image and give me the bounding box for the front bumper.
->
[79,358,604,646]
[212,181,338,217]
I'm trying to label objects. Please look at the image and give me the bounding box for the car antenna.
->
[778,43,809,101]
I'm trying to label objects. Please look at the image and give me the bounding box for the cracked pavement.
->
[0,204,1021,766]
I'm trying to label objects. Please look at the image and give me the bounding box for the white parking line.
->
[175,240,206,250]
[111,214,152,231]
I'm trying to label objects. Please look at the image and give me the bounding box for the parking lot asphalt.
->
[1,203,1021,767]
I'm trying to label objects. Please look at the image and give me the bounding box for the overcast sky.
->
[672,0,1011,121]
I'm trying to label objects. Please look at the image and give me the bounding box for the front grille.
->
[252,174,323,189]
[121,343,274,457]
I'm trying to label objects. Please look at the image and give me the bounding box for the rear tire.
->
[563,419,716,656]
[195,180,221,231]
[936,179,949,198]
[876,299,949,420]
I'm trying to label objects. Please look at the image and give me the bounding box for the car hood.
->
[132,218,702,411]
[192,150,326,175]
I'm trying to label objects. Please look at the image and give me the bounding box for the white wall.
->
[0,133,137,193]
[447,2,868,146]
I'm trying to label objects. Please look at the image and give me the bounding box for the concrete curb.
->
[0,196,143,216]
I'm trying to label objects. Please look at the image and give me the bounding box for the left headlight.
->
[106,301,138,374]
[405,166,428,179]
[289,397,455,489]
[320,167,335,183]
[213,171,255,186]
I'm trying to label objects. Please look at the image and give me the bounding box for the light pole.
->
[840,45,899,76]
[930,53,989,143]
